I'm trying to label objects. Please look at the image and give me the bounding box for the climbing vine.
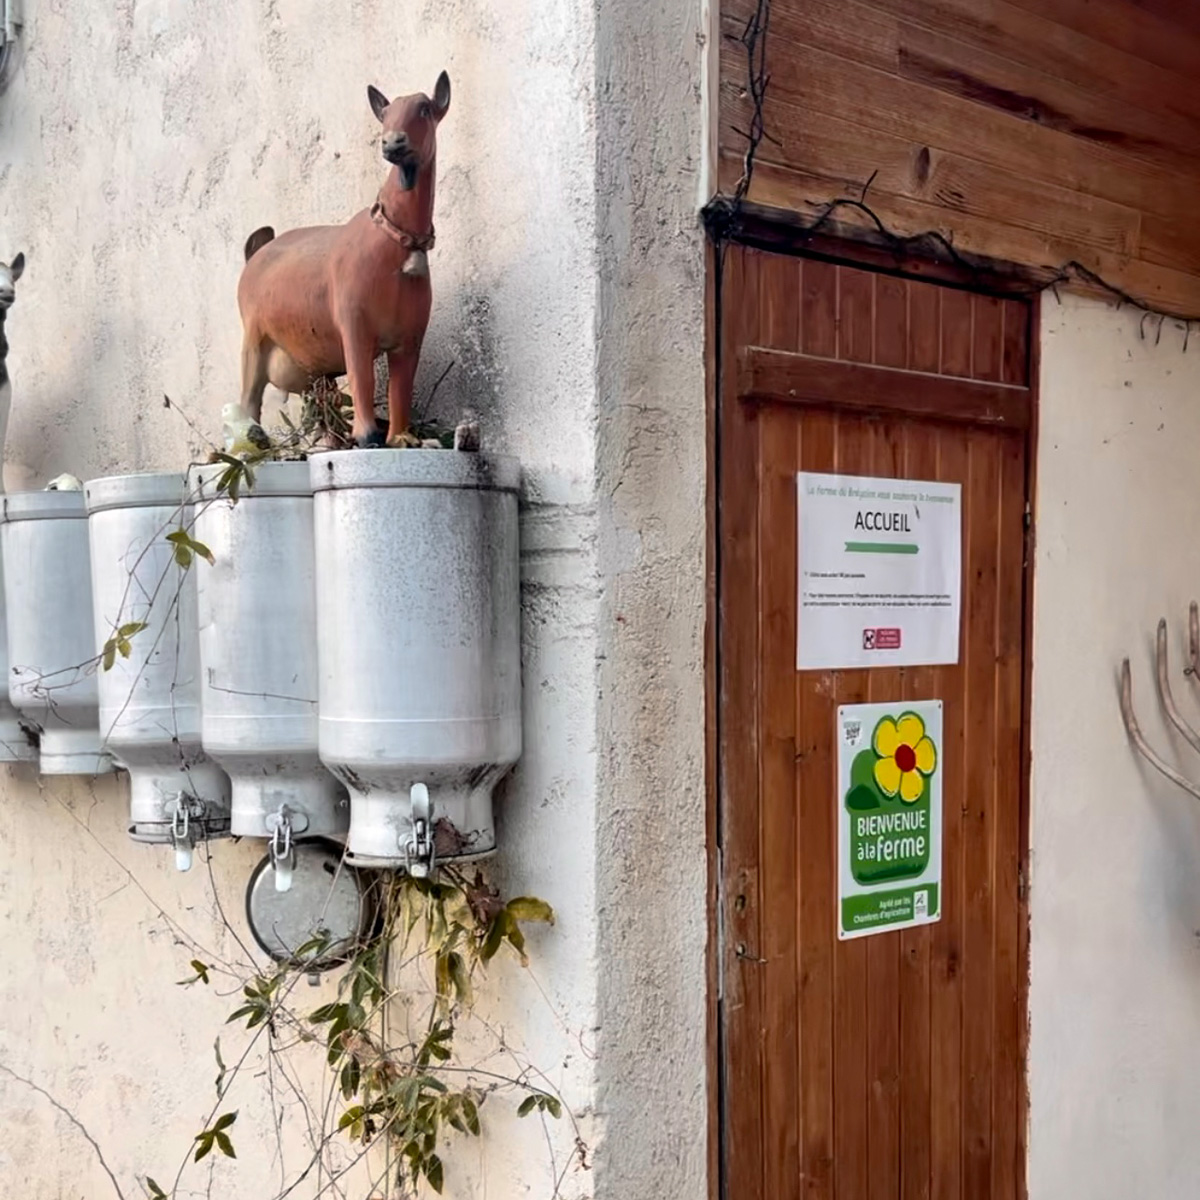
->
[144,868,564,1198]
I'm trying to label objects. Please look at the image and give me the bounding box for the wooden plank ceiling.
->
[719,0,1200,315]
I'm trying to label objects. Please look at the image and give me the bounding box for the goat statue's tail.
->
[244,226,276,263]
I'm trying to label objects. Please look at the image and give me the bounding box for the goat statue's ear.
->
[432,71,450,119]
[9,253,23,282]
[367,85,390,123]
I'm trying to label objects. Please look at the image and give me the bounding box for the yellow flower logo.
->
[872,712,937,804]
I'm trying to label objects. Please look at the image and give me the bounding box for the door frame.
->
[704,211,1041,1200]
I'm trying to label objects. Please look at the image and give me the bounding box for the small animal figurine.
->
[45,473,82,491]
[236,73,451,448]
[0,252,25,492]
[221,401,271,457]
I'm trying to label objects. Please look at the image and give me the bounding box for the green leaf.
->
[145,1178,168,1199]
[506,897,555,925]
[426,1154,444,1194]
[517,1094,538,1118]
[176,960,211,987]
[212,1110,237,1132]
[448,951,472,1006]
[480,911,508,962]
[166,528,214,567]
[435,951,452,1002]
[101,641,117,671]
[295,929,333,959]
[118,621,148,638]
[444,1096,467,1134]
[544,1095,562,1119]
[462,1096,480,1136]
[193,1135,213,1163]
[506,922,528,966]
[214,1132,236,1159]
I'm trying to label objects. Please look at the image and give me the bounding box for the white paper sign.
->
[837,700,943,939]
[796,472,961,670]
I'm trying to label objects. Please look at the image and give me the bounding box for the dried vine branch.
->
[0,1061,128,1200]
[731,0,771,207]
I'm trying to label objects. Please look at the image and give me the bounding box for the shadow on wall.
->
[361,284,503,436]
[7,309,156,488]
[408,287,502,432]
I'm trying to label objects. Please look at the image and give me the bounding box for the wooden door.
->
[716,244,1032,1200]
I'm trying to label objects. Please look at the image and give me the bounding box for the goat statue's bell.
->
[401,248,430,279]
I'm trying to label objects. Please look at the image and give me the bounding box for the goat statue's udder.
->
[267,346,319,395]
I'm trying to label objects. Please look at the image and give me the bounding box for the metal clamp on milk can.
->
[85,473,231,868]
[310,449,522,873]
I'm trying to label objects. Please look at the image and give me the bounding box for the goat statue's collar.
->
[370,194,435,253]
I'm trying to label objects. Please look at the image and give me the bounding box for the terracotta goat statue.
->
[0,252,25,491]
[237,73,450,446]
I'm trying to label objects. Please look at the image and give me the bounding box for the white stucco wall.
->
[1029,294,1200,1198]
[592,1,709,1196]
[0,1,708,1198]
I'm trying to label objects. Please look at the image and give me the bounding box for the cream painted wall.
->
[0,0,708,1197]
[1029,294,1200,1198]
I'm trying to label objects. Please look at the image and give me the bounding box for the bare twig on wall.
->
[0,1061,128,1200]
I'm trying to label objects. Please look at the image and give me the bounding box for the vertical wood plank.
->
[803,260,839,358]
[865,418,904,1200]
[757,252,802,1199]
[972,297,1004,383]
[875,275,910,369]
[705,236,721,1200]
[939,290,974,379]
[761,254,804,350]
[838,266,875,363]
[831,414,870,1200]
[719,244,765,1200]
[960,428,1001,1200]
[797,408,839,1200]
[1000,301,1030,388]
[909,286,941,375]
[930,425,968,1200]
[899,420,941,1200]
